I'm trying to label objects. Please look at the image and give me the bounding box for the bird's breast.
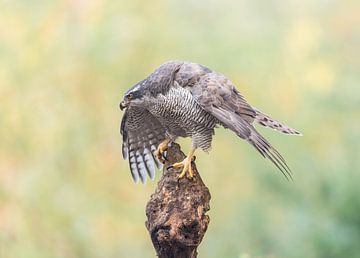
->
[148,87,217,137]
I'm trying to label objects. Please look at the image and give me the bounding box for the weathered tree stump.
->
[145,143,211,258]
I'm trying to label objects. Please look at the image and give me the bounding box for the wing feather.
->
[120,106,166,183]
[189,72,292,179]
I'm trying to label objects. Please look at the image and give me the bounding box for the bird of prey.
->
[119,61,301,183]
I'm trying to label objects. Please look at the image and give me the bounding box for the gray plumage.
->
[120,60,301,183]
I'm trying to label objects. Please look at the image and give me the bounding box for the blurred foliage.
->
[1,0,360,257]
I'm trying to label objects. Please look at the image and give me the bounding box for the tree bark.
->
[145,143,211,258]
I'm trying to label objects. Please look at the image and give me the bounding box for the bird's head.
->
[119,79,148,110]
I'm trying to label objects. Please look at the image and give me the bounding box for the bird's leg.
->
[169,148,196,179]
[155,139,171,164]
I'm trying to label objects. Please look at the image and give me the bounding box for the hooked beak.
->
[119,99,129,111]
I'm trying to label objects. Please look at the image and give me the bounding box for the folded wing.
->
[188,72,292,180]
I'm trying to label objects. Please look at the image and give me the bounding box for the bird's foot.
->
[155,139,171,164]
[169,156,194,179]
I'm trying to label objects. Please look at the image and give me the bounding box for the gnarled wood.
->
[145,143,211,258]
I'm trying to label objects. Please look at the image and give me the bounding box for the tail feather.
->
[247,129,293,180]
[254,109,302,136]
[207,106,295,180]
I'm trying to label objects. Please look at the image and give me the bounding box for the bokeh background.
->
[1,0,359,257]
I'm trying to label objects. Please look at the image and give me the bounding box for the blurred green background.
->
[1,0,359,257]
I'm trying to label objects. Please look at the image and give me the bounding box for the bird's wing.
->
[189,72,292,179]
[175,63,256,123]
[120,106,166,183]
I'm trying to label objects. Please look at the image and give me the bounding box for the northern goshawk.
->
[120,61,301,183]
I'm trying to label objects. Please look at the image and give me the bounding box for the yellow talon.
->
[170,148,196,179]
[155,139,171,163]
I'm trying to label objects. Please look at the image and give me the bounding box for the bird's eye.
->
[127,93,134,100]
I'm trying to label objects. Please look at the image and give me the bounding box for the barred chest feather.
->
[147,86,218,138]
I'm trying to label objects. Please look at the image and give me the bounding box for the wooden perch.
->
[145,143,211,258]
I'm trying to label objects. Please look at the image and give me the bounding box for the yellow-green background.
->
[1,0,359,257]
